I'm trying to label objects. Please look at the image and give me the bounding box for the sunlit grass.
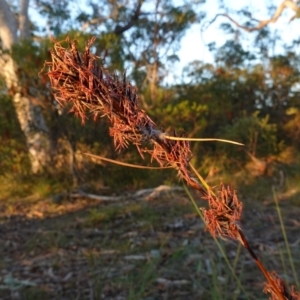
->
[0,173,70,202]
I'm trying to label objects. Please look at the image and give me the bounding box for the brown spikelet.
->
[263,271,300,300]
[202,184,242,240]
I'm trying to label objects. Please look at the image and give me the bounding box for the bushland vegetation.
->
[0,1,300,299]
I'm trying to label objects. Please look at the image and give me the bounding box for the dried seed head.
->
[263,271,300,300]
[44,38,206,194]
[202,185,242,240]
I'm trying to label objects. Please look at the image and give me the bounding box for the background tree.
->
[0,0,205,183]
[0,0,50,173]
[209,0,300,32]
[0,0,299,190]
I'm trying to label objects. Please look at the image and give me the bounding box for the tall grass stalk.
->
[128,259,158,300]
[272,187,299,288]
[278,242,289,282]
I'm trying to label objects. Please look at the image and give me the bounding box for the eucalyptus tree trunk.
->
[0,0,50,173]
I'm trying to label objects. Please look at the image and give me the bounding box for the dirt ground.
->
[0,186,299,300]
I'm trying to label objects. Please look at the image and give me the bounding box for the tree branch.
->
[114,0,143,35]
[207,0,300,33]
[81,17,108,31]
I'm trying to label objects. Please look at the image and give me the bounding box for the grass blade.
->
[272,187,299,288]
[184,185,250,300]
[84,153,173,169]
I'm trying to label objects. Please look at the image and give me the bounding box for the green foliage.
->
[6,32,300,191]
[285,107,300,146]
[168,39,300,180]
[218,111,283,159]
[0,94,30,176]
[35,0,71,35]
[216,40,256,67]
[152,97,207,132]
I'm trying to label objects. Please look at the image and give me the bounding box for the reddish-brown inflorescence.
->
[45,37,206,195]
[202,184,242,240]
[263,272,300,300]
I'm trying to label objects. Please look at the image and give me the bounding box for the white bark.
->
[19,0,30,39]
[12,92,50,173]
[0,0,50,173]
[0,0,17,49]
[209,0,300,32]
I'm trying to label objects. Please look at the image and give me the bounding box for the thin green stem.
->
[184,185,250,300]
[84,153,172,169]
[272,187,299,289]
[188,162,215,196]
[277,242,288,281]
[233,243,242,271]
